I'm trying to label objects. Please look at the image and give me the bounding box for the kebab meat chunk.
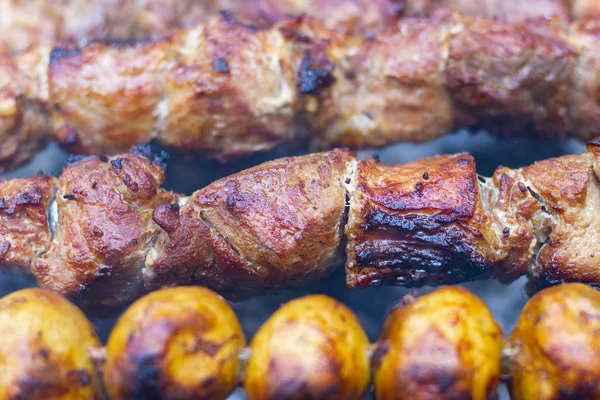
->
[3,12,600,171]
[2,141,600,306]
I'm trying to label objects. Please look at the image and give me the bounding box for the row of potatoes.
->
[0,282,599,400]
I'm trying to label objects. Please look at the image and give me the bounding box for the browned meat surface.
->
[0,175,56,273]
[0,0,404,54]
[4,13,600,172]
[146,149,353,299]
[1,144,600,305]
[33,151,177,307]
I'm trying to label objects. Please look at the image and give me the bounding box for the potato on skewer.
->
[0,288,104,400]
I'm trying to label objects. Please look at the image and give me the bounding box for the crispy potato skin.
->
[506,283,600,400]
[104,286,246,400]
[373,287,503,400]
[0,288,103,400]
[245,295,370,400]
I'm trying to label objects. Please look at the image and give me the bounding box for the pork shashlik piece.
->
[2,284,599,399]
[2,142,600,306]
[4,12,600,172]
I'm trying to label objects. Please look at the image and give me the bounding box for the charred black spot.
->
[213,57,229,73]
[110,158,124,171]
[345,70,357,80]
[423,172,429,180]
[518,182,527,192]
[503,227,510,237]
[130,355,163,400]
[588,137,600,147]
[415,182,423,193]
[132,143,169,169]
[297,53,335,94]
[63,194,75,200]
[49,48,80,65]
[132,238,139,245]
[122,173,139,193]
[0,198,7,209]
[96,264,113,278]
[91,181,97,189]
[66,154,94,166]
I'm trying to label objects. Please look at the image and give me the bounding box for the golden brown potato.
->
[0,288,103,400]
[244,294,370,400]
[373,287,503,400]
[505,283,600,400]
[104,286,245,400]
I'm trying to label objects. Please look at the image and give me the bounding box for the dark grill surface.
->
[0,130,586,399]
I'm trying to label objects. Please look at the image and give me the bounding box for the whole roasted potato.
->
[0,288,103,400]
[505,283,600,399]
[104,286,246,400]
[373,286,503,400]
[244,294,370,400]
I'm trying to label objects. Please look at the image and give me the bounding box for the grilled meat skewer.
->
[2,284,598,399]
[2,141,600,306]
[3,12,600,172]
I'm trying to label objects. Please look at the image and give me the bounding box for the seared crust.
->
[345,154,500,288]
[145,149,354,298]
[0,175,56,273]
[32,153,177,307]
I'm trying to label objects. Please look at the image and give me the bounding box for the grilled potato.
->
[0,288,103,400]
[104,286,245,400]
[373,287,503,400]
[505,283,600,399]
[244,294,370,400]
